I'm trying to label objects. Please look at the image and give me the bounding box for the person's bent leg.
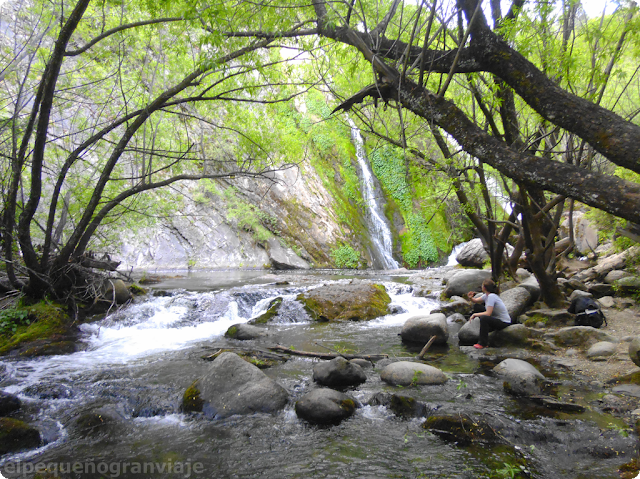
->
[478,316,510,346]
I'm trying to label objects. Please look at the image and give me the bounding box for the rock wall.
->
[114,164,369,272]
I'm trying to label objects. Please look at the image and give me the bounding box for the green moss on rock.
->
[249,297,283,324]
[297,283,391,322]
[0,418,41,454]
[182,381,203,413]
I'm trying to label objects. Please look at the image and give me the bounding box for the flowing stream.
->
[348,119,399,270]
[0,268,634,478]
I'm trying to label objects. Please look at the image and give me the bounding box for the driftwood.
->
[417,336,437,360]
[269,345,388,361]
[528,395,586,413]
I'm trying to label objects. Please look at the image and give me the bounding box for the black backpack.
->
[568,296,607,329]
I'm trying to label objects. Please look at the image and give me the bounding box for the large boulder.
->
[500,287,532,320]
[295,388,357,425]
[266,237,310,270]
[380,361,448,386]
[560,213,599,255]
[368,393,429,418]
[604,270,632,284]
[431,299,472,317]
[313,357,367,388]
[225,323,268,340]
[518,276,541,302]
[422,414,503,445]
[458,318,481,346]
[455,239,488,268]
[400,313,448,345]
[493,358,545,396]
[614,276,640,296]
[296,283,390,322]
[490,324,534,347]
[586,342,617,360]
[192,352,288,419]
[524,308,573,327]
[629,337,640,368]
[442,269,492,298]
[101,279,131,304]
[0,418,41,454]
[543,327,617,349]
[0,391,21,416]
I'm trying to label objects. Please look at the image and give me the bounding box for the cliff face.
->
[114,163,371,271]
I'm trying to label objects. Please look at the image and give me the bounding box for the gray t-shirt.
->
[481,293,511,323]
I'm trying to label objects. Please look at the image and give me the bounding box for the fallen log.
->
[418,336,437,360]
[269,345,388,361]
[528,395,586,413]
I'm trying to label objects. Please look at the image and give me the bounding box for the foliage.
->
[0,309,30,335]
[370,145,412,212]
[401,214,439,268]
[224,187,273,244]
[331,245,361,269]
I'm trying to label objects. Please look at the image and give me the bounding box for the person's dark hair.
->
[482,278,499,294]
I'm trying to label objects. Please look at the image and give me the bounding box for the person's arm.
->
[467,291,484,303]
[470,304,493,320]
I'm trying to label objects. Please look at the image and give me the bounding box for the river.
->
[0,268,635,478]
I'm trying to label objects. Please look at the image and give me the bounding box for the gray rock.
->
[543,327,618,349]
[518,276,541,302]
[455,238,488,268]
[368,392,429,418]
[0,418,41,454]
[0,391,21,416]
[198,352,288,419]
[611,385,640,398]
[313,357,367,388]
[490,324,533,347]
[225,323,268,340]
[267,237,310,270]
[614,276,640,295]
[349,359,372,369]
[102,279,131,304]
[586,342,617,360]
[295,388,357,425]
[400,313,448,345]
[604,270,632,284]
[598,296,615,308]
[501,287,532,319]
[629,337,640,367]
[493,358,545,396]
[442,270,492,298]
[567,278,588,292]
[458,318,481,346]
[587,283,615,298]
[516,268,532,280]
[446,313,467,325]
[525,308,573,326]
[568,290,592,302]
[380,361,448,386]
[432,299,472,317]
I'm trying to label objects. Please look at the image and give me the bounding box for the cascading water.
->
[0,272,634,478]
[348,119,399,270]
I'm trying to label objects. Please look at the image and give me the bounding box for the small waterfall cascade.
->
[348,119,399,270]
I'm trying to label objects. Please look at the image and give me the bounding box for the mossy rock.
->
[297,283,390,322]
[19,340,78,358]
[0,418,41,454]
[0,302,74,355]
[182,381,203,413]
[73,412,115,438]
[422,414,502,445]
[249,297,283,324]
[609,371,640,386]
[129,283,148,296]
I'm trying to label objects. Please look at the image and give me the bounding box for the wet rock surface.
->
[296,283,391,321]
[295,388,357,425]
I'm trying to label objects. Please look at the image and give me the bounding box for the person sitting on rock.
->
[467,279,511,349]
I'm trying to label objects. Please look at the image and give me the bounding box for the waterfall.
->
[348,119,399,270]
